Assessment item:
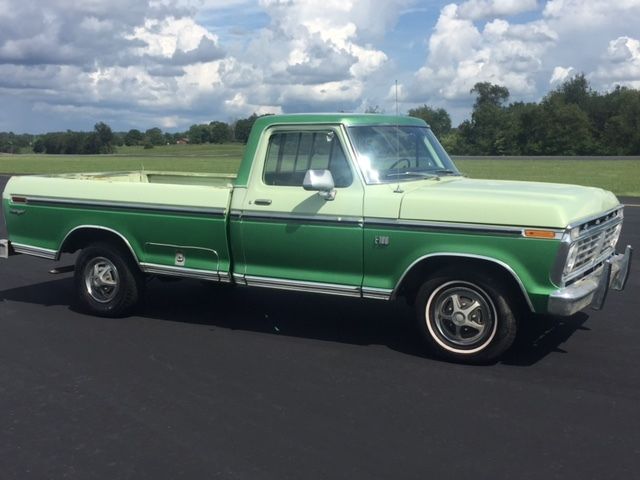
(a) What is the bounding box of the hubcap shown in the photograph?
[84,257,120,303]
[430,284,495,348]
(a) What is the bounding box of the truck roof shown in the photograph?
[252,113,428,129]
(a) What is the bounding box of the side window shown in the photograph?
[263,131,353,188]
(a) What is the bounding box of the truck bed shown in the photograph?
[2,171,235,279]
[52,171,237,188]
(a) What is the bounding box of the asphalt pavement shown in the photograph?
[1,175,639,479]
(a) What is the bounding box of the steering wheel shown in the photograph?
[388,158,411,170]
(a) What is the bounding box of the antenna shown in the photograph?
[395,80,399,116]
[394,80,402,193]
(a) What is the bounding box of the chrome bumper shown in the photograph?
[0,239,12,259]
[547,245,632,316]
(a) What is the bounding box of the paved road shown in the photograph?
[1,176,639,479]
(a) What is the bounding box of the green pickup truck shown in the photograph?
[0,114,633,362]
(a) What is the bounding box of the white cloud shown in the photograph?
[550,66,575,84]
[402,0,640,122]
[129,16,221,59]
[458,0,539,20]
[2,0,640,131]
[591,36,640,89]
[405,4,554,105]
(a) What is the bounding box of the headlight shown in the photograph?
[564,243,579,274]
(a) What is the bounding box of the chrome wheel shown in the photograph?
[84,257,120,303]
[426,281,498,353]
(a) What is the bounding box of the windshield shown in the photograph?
[347,125,460,184]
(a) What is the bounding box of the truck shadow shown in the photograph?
[0,276,589,367]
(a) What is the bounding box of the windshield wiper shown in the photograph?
[430,169,460,176]
[383,171,440,180]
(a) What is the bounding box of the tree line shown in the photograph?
[409,75,640,156]
[1,76,638,155]
[0,115,266,154]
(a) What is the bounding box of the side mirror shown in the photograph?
[303,169,336,200]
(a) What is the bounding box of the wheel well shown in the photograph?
[60,227,140,268]
[395,256,532,312]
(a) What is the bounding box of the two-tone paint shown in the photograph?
[0,114,626,315]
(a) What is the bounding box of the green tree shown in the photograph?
[602,87,640,155]
[532,98,594,154]
[32,138,45,153]
[0,132,33,153]
[187,124,210,144]
[407,104,452,137]
[500,101,540,155]
[145,127,164,146]
[439,130,465,155]
[233,114,259,143]
[471,82,510,109]
[553,73,592,109]
[112,132,125,147]
[94,122,114,154]
[209,121,231,144]
[458,82,511,155]
[124,129,144,146]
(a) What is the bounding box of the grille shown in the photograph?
[573,224,619,271]
[564,209,622,284]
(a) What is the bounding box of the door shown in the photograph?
[238,126,364,293]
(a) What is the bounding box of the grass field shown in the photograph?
[454,158,640,197]
[0,144,245,176]
[1,145,639,196]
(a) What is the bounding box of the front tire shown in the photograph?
[415,271,517,363]
[74,242,143,317]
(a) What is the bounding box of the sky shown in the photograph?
[1,0,640,133]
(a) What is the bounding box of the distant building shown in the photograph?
[176,138,189,145]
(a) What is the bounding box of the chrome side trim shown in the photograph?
[140,263,230,283]
[242,275,361,297]
[11,243,57,260]
[144,242,220,257]
[241,211,363,227]
[390,252,535,312]
[365,218,524,236]
[13,195,226,217]
[361,287,393,300]
[58,225,139,263]
[233,272,247,285]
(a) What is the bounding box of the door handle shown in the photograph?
[254,199,272,206]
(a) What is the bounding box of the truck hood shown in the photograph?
[399,177,619,228]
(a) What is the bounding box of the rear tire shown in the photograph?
[74,242,143,317]
[415,269,517,363]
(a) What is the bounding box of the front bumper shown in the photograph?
[548,245,632,316]
[0,239,13,258]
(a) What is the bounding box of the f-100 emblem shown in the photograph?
[375,235,390,246]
